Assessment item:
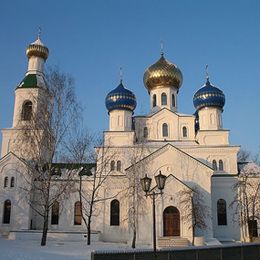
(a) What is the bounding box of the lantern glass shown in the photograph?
[155,171,166,191]
[141,174,152,193]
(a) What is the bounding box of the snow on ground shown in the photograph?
[0,237,133,260]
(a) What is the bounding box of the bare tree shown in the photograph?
[178,184,210,245]
[81,145,122,245]
[237,149,251,163]
[15,67,81,246]
[237,148,260,164]
[65,129,121,245]
[64,127,99,245]
[125,144,151,248]
[230,162,260,242]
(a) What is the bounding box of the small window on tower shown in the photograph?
[172,94,176,107]
[182,126,188,137]
[161,93,167,105]
[153,94,157,107]
[219,160,224,171]
[4,177,8,188]
[212,160,217,170]
[10,177,15,188]
[21,101,32,121]
[143,127,148,138]
[116,161,121,171]
[110,161,115,171]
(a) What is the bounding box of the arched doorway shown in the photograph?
[163,206,180,236]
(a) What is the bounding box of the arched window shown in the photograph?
[116,161,121,171]
[219,160,224,171]
[4,177,8,188]
[10,177,15,188]
[74,201,82,225]
[143,127,148,138]
[172,94,176,107]
[153,94,157,107]
[110,161,115,171]
[162,123,168,137]
[21,101,32,121]
[51,201,59,225]
[161,93,167,105]
[212,160,217,170]
[3,200,11,224]
[182,126,188,137]
[217,199,227,225]
[110,199,120,226]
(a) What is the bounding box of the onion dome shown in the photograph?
[26,37,49,60]
[193,78,225,111]
[105,81,137,113]
[143,53,183,92]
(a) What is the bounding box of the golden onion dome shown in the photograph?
[143,54,183,92]
[26,37,49,60]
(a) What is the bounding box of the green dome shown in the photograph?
[16,74,46,89]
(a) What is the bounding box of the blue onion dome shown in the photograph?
[105,81,137,113]
[143,53,183,93]
[193,78,225,111]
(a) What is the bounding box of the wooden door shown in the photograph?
[163,206,180,236]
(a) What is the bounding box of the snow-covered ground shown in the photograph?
[0,237,132,260]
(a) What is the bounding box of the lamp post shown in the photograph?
[140,171,167,259]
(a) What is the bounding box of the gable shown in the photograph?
[0,152,28,171]
[134,108,195,141]
[126,144,213,192]
[150,173,192,193]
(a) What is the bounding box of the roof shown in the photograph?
[150,173,193,192]
[51,163,96,176]
[0,153,96,177]
[16,74,46,89]
[125,143,213,171]
[134,107,194,119]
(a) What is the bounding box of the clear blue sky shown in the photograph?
[0,0,260,155]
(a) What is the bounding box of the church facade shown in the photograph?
[0,35,254,245]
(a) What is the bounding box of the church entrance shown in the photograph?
[163,206,180,236]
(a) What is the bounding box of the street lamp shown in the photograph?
[140,171,166,259]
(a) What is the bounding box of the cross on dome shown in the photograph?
[119,67,123,83]
[38,26,42,40]
[160,40,164,56]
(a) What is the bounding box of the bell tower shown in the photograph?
[1,33,49,158]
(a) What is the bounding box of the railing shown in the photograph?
[91,243,260,260]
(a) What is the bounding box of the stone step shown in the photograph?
[158,236,189,248]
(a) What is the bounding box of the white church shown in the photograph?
[0,35,258,246]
